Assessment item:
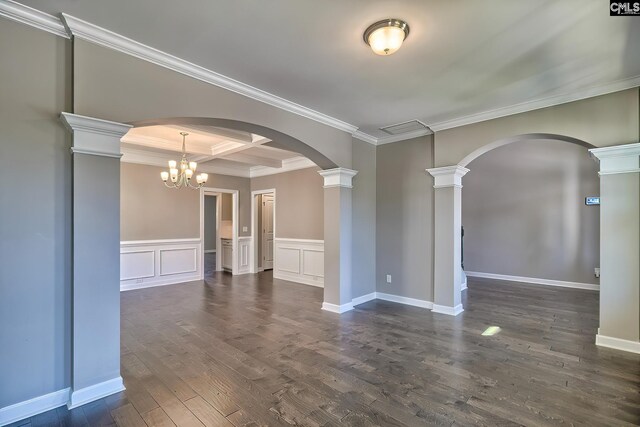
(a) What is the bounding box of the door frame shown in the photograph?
[250,188,276,274]
[200,187,239,276]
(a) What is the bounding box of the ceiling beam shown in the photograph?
[220,152,283,168]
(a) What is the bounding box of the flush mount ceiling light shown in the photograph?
[363,19,410,55]
[160,132,209,189]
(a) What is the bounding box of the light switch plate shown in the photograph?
[386,275,392,283]
[594,268,600,278]
[242,226,248,232]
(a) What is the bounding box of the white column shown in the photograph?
[590,143,640,354]
[318,168,358,313]
[427,165,469,316]
[60,113,132,407]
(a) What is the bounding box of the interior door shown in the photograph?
[262,194,274,270]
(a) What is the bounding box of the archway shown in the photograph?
[60,112,358,407]
[428,133,596,316]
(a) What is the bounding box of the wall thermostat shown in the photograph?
[585,196,600,206]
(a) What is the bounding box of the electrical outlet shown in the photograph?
[386,274,392,283]
[595,268,600,278]
[242,226,248,232]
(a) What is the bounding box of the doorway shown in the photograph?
[203,194,219,277]
[200,187,239,276]
[251,189,276,273]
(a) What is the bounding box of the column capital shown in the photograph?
[426,165,469,189]
[318,167,358,189]
[60,112,132,158]
[589,142,640,176]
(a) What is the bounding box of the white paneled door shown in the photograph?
[262,193,275,270]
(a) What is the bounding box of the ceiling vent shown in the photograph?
[380,119,429,135]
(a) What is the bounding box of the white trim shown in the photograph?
[429,75,640,132]
[0,388,70,426]
[200,187,238,277]
[351,292,377,306]
[466,271,600,291]
[321,302,354,314]
[60,14,367,139]
[68,377,125,410]
[318,168,358,189]
[375,292,434,309]
[249,157,317,178]
[250,189,277,274]
[598,169,640,176]
[426,165,470,189]
[352,130,378,145]
[61,113,131,158]
[70,148,123,159]
[376,128,433,145]
[273,238,324,244]
[595,334,640,354]
[121,238,200,247]
[461,278,468,291]
[273,238,324,287]
[0,0,69,38]
[204,249,216,254]
[590,142,640,176]
[432,304,464,316]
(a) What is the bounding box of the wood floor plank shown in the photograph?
[110,404,146,427]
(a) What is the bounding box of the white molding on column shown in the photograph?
[426,165,470,189]
[432,304,464,316]
[590,142,640,176]
[0,388,70,426]
[68,377,125,409]
[318,168,358,189]
[60,113,132,158]
[596,334,640,354]
[0,0,69,38]
[322,301,354,314]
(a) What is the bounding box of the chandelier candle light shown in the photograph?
[160,132,209,189]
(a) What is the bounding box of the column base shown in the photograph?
[67,377,125,409]
[321,301,354,314]
[432,304,464,316]
[596,334,640,354]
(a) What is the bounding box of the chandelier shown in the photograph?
[160,132,209,189]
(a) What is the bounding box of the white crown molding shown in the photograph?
[0,0,69,38]
[352,130,378,145]
[466,271,600,291]
[429,75,640,132]
[590,142,640,176]
[61,113,132,158]
[426,165,470,189]
[250,157,316,178]
[59,14,370,139]
[318,167,358,188]
[376,128,433,145]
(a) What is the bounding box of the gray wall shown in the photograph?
[251,167,324,240]
[0,20,72,407]
[204,195,216,251]
[352,139,377,299]
[121,163,200,240]
[376,136,435,302]
[120,163,251,240]
[462,140,600,284]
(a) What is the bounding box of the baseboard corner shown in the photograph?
[432,303,464,316]
[67,377,125,410]
[595,334,640,354]
[321,301,354,314]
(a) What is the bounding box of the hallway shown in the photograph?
[13,275,640,426]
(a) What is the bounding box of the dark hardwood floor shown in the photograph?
[10,274,640,426]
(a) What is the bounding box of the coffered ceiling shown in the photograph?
[14,0,640,139]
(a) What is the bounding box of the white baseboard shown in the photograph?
[273,271,324,288]
[432,304,464,316]
[596,334,640,354]
[120,273,201,291]
[375,292,434,309]
[351,292,377,306]
[465,271,599,291]
[321,301,354,313]
[68,377,125,409]
[204,249,216,254]
[0,388,70,426]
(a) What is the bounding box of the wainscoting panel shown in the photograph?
[237,237,251,275]
[120,239,201,291]
[274,238,324,287]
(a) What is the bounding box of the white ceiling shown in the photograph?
[18,0,640,137]
[121,125,312,177]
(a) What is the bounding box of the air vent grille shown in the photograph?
[380,120,428,135]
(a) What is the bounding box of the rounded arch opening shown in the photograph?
[459,133,596,167]
[131,117,338,170]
